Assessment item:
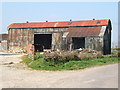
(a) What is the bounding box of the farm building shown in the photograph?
[0,34,9,51]
[7,19,112,54]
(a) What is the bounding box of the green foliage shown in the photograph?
[63,57,119,70]
[103,53,118,58]
[78,52,103,60]
[21,53,120,71]
[34,52,45,60]
[44,51,103,64]
[21,55,32,65]
[44,51,79,65]
[111,50,118,54]
[112,48,120,50]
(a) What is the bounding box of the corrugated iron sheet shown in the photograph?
[8,19,109,29]
[67,26,102,37]
[0,34,8,41]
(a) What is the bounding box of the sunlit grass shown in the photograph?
[21,55,119,71]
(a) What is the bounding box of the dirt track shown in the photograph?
[0,52,118,88]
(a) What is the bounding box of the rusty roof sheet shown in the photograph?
[67,26,102,37]
[8,19,110,29]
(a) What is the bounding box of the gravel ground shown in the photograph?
[0,52,118,88]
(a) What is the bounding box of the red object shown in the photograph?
[7,19,110,29]
[26,44,34,54]
[67,26,102,37]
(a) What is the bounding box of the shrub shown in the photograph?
[103,53,119,58]
[96,51,103,58]
[60,51,79,61]
[44,51,79,65]
[110,53,118,57]
[21,53,120,71]
[44,50,103,64]
[44,52,61,66]
[34,52,45,60]
[78,51,102,60]
[111,50,118,54]
[78,53,95,60]
[112,48,120,50]
[21,55,32,65]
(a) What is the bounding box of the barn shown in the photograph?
[0,34,8,51]
[7,19,112,54]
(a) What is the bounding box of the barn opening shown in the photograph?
[34,34,52,52]
[72,37,85,49]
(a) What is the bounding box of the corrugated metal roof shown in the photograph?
[67,26,102,37]
[8,19,110,29]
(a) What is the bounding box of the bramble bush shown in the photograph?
[21,50,120,70]
[44,51,103,64]
[44,51,79,63]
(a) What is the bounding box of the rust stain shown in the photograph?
[67,27,102,37]
[8,19,109,29]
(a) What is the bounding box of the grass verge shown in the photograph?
[21,55,120,71]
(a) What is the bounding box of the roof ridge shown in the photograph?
[7,19,110,29]
[10,19,110,24]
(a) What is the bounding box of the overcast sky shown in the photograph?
[1,2,118,47]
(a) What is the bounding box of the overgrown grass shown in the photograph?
[111,50,118,54]
[21,54,120,71]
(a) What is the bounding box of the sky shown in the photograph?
[1,2,118,47]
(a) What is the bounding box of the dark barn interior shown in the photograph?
[34,34,52,52]
[72,37,85,49]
